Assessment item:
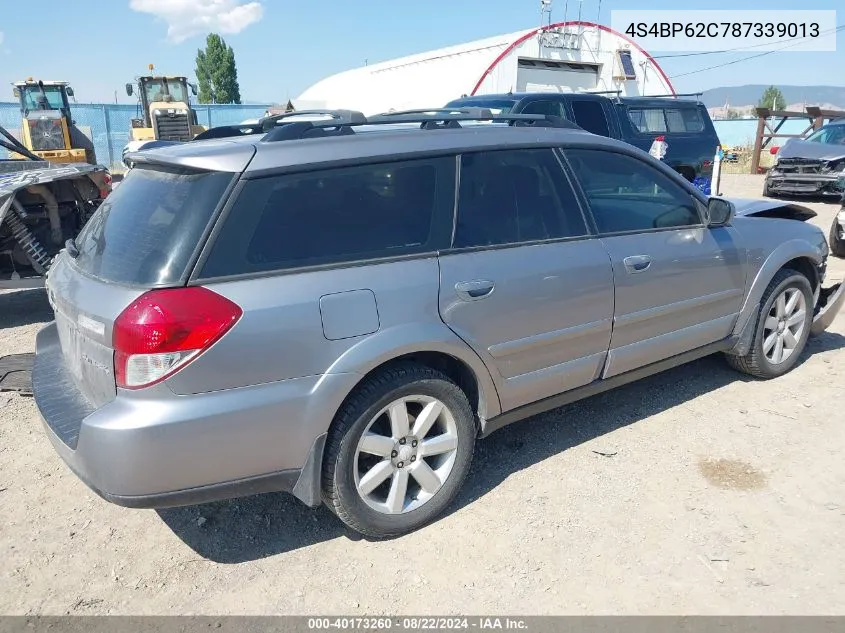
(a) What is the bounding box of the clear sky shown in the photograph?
[0,0,841,104]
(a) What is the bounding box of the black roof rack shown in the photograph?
[634,92,704,101]
[261,108,581,142]
[193,124,263,140]
[258,109,367,131]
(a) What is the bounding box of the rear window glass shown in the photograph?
[570,100,610,136]
[72,166,232,286]
[627,107,667,133]
[199,157,455,278]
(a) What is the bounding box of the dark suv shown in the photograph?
[445,93,720,193]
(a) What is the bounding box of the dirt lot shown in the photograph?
[1,174,843,615]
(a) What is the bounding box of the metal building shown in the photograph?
[296,21,675,115]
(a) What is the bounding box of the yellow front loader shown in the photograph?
[10,79,95,164]
[125,67,206,143]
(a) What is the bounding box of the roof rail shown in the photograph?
[261,110,581,142]
[590,90,623,96]
[193,124,263,140]
[374,107,494,118]
[259,109,367,131]
[635,92,704,101]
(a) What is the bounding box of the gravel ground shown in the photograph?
[1,174,843,615]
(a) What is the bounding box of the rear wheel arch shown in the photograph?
[335,351,489,426]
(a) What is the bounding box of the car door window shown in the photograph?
[520,100,565,119]
[200,157,455,277]
[566,149,703,233]
[453,149,588,248]
[570,100,610,137]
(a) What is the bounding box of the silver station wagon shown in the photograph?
[33,109,844,537]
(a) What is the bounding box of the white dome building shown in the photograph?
[296,21,675,115]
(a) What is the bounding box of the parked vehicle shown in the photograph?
[764,119,845,197]
[0,123,111,289]
[445,93,720,191]
[831,183,845,257]
[10,79,97,165]
[33,109,843,538]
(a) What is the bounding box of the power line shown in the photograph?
[668,26,845,78]
[654,23,845,59]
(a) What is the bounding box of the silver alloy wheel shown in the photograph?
[353,395,459,515]
[763,287,807,365]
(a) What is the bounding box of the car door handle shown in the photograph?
[623,255,652,274]
[455,280,495,301]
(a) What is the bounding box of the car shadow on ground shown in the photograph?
[763,192,842,205]
[159,331,845,563]
[161,331,845,563]
[0,289,51,328]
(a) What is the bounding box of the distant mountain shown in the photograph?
[700,85,845,110]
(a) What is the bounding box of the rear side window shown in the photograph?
[570,100,610,137]
[453,149,588,248]
[627,107,667,133]
[200,157,454,277]
[665,108,705,133]
[72,166,232,286]
[627,106,706,134]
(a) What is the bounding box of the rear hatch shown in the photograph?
[46,163,236,408]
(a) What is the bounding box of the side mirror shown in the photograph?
[125,83,134,97]
[66,86,75,97]
[12,87,20,98]
[707,197,735,227]
[189,83,198,96]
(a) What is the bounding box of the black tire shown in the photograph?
[725,268,813,379]
[762,179,774,198]
[829,216,845,258]
[322,363,476,538]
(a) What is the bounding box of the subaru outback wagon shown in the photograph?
[34,109,844,538]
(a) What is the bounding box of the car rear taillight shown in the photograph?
[113,287,242,389]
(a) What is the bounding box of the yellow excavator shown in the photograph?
[10,79,96,164]
[125,65,206,144]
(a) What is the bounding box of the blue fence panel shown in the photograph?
[0,101,271,170]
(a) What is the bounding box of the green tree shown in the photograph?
[758,86,786,111]
[195,33,242,104]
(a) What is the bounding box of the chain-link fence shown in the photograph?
[0,102,272,170]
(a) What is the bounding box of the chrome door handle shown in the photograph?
[455,279,495,301]
[623,255,652,274]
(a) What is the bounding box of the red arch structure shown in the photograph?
[470,20,676,96]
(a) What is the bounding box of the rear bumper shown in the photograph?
[811,282,845,336]
[33,322,352,509]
